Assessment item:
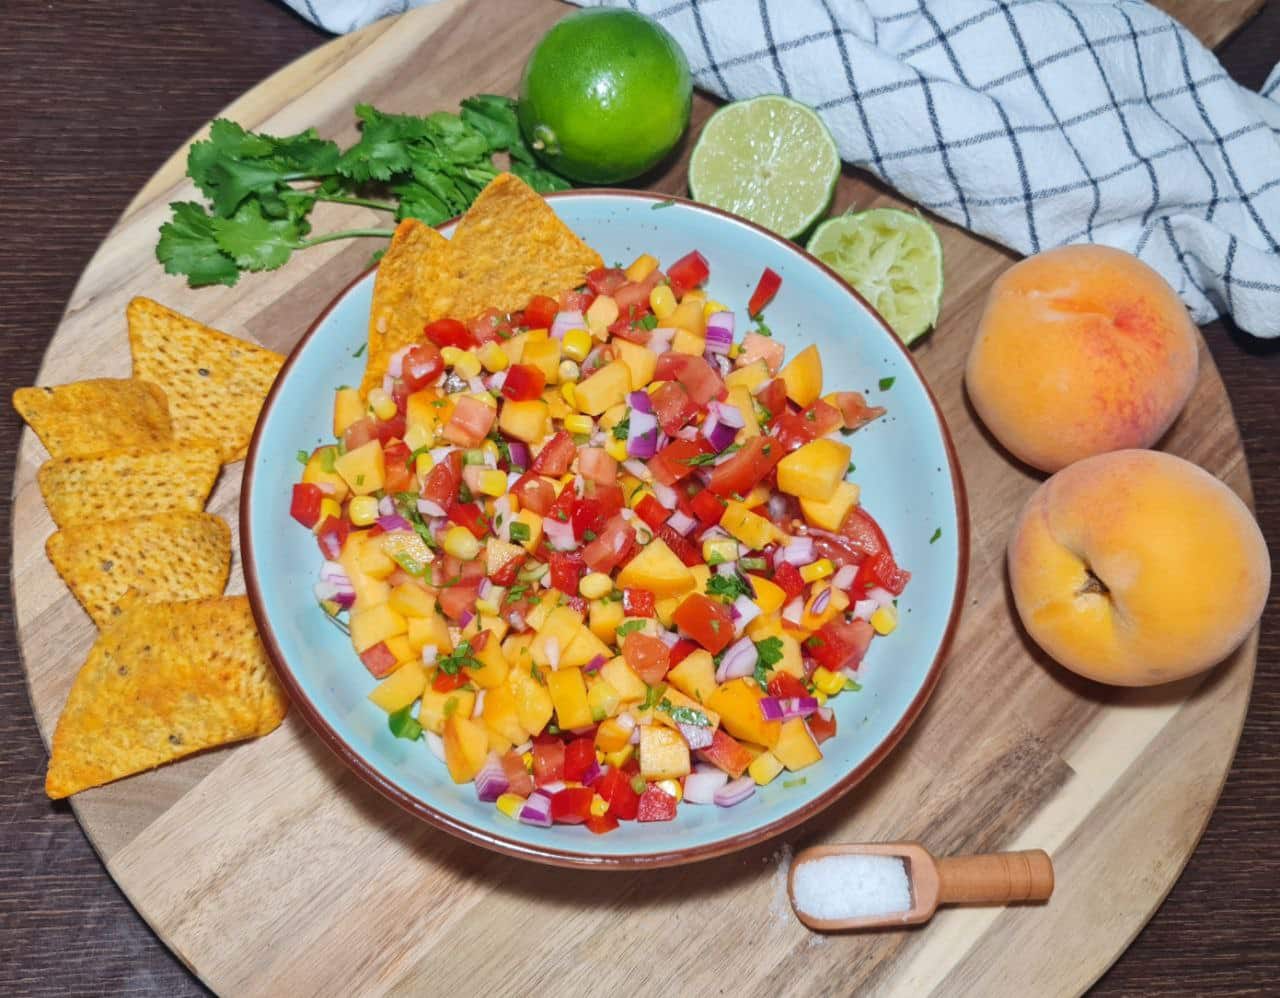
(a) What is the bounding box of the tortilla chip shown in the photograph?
[447,173,603,318]
[361,218,458,396]
[127,298,284,463]
[37,442,223,529]
[45,595,289,798]
[46,511,231,628]
[14,379,172,458]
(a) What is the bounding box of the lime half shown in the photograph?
[807,208,944,344]
[689,95,839,239]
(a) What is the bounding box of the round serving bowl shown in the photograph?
[242,189,967,869]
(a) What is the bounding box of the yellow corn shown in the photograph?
[475,597,499,616]
[649,284,677,319]
[703,300,729,321]
[368,387,397,422]
[605,436,629,462]
[656,778,684,802]
[625,253,659,282]
[476,469,507,497]
[560,382,577,407]
[812,666,845,697]
[455,352,482,379]
[348,495,379,527]
[800,558,835,583]
[315,497,342,530]
[478,341,509,373]
[562,328,592,363]
[481,439,501,465]
[564,413,594,436]
[415,453,434,478]
[440,346,466,367]
[558,359,581,384]
[870,604,898,636]
[589,794,610,817]
[579,572,613,600]
[443,526,481,560]
[496,793,524,819]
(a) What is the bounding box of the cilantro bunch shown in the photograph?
[156,95,571,288]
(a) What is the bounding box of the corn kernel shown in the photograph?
[478,341,509,372]
[812,666,845,697]
[800,558,835,583]
[649,284,677,319]
[477,469,507,497]
[703,300,728,321]
[562,328,592,363]
[579,572,613,600]
[564,413,594,436]
[314,497,342,530]
[454,351,482,379]
[443,526,481,560]
[496,793,524,819]
[481,439,501,464]
[870,604,898,636]
[625,253,659,282]
[440,346,466,367]
[560,382,576,407]
[349,495,379,527]
[415,453,434,478]
[558,359,581,383]
[589,794,610,817]
[368,387,397,422]
[475,597,499,615]
[656,778,684,802]
[605,436,629,463]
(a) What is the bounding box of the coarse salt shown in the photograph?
[792,854,911,921]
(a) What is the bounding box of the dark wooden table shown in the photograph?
[1,2,1276,994]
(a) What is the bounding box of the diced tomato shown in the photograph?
[446,500,489,539]
[668,638,699,667]
[768,673,809,699]
[808,710,837,744]
[756,378,789,424]
[829,391,886,431]
[585,267,627,296]
[489,547,526,587]
[747,266,782,318]
[523,294,559,330]
[690,490,727,527]
[813,507,910,596]
[563,737,597,782]
[806,619,875,673]
[582,516,636,574]
[707,437,784,497]
[290,482,324,529]
[637,786,679,822]
[342,417,378,452]
[614,269,665,312]
[560,288,595,313]
[359,641,398,678]
[532,737,565,786]
[578,447,618,486]
[656,524,702,567]
[459,558,487,585]
[549,551,585,596]
[608,304,649,340]
[697,729,754,779]
[622,632,670,685]
[550,786,594,824]
[649,437,714,487]
[592,768,640,820]
[438,583,480,621]
[649,381,697,435]
[772,399,843,451]
[381,440,413,494]
[467,308,511,345]
[501,751,535,797]
[587,482,625,520]
[443,395,496,448]
[420,462,460,512]
[585,812,619,834]
[315,514,350,560]
[501,363,546,402]
[424,317,473,349]
[633,494,670,531]
[512,472,556,516]
[431,668,468,692]
[392,379,411,416]
[853,550,911,597]
[666,250,710,297]
[547,484,575,527]
[623,588,655,618]
[773,562,805,600]
[672,594,734,654]
[571,496,606,540]
[653,353,724,406]
[565,594,589,616]
[398,343,441,392]
[531,430,576,476]
[373,412,407,446]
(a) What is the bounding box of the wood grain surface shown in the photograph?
[2,1,1277,995]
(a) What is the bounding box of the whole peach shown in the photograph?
[966,245,1198,473]
[1009,449,1269,686]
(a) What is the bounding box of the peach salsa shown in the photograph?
[289,253,909,833]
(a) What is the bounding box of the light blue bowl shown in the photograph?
[242,190,967,868]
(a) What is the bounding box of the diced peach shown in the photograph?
[443,714,491,783]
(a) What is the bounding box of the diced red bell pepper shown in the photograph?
[549,551,585,596]
[532,737,566,786]
[689,490,727,527]
[668,638,699,667]
[650,437,714,487]
[400,343,444,391]
[707,436,783,497]
[359,641,398,678]
[622,632,671,685]
[446,500,489,539]
[501,363,547,402]
[806,619,875,673]
[637,785,679,822]
[592,768,640,821]
[853,550,911,598]
[315,515,350,560]
[571,496,606,540]
[656,524,702,567]
[523,294,559,330]
[747,266,782,318]
[564,594,589,617]
[489,548,526,587]
[650,381,698,435]
[697,729,754,779]
[532,430,576,476]
[768,673,809,699]
[290,482,324,529]
[585,812,620,834]
[563,736,597,782]
[666,250,710,297]
[424,317,474,349]
[773,562,805,601]
[672,593,734,654]
[808,710,837,744]
[550,786,595,824]
[431,668,468,692]
[633,494,671,531]
[623,588,655,618]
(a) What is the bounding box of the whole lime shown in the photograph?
[517,9,692,184]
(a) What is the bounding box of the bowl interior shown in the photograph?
[243,191,965,866]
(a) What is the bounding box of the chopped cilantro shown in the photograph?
[387,704,422,740]
[405,445,431,470]
[442,696,459,719]
[640,683,666,711]
[754,319,772,337]
[320,448,337,473]
[682,452,720,467]
[878,376,895,391]
[848,463,856,475]
[782,777,808,789]
[353,342,366,358]
[844,678,863,692]
[706,573,752,602]
[355,474,365,486]
[504,583,528,604]
[651,199,676,210]
[739,556,767,572]
[582,529,597,542]
[437,641,479,675]
[509,521,530,544]
[612,417,630,441]
[617,619,646,639]
[658,698,710,727]
[296,449,310,465]
[530,662,544,684]
[640,314,658,330]
[930,527,942,544]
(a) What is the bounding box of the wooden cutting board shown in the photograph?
[11,0,1263,993]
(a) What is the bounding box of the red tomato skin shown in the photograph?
[512,473,556,516]
[592,768,640,820]
[523,294,559,330]
[585,267,627,296]
[501,363,546,402]
[768,673,809,699]
[532,738,566,786]
[652,353,724,407]
[582,518,636,574]
[424,318,474,349]
[290,483,324,528]
[314,515,350,560]
[400,343,444,391]
[772,400,843,451]
[381,441,413,494]
[672,594,734,654]
[808,711,837,744]
[342,417,378,452]
[549,551,585,596]
[829,391,886,431]
[755,379,789,424]
[585,812,620,834]
[633,495,670,531]
[560,289,595,313]
[637,786,679,822]
[531,430,576,476]
[550,786,595,824]
[806,619,875,673]
[773,562,805,600]
[623,588,656,618]
[650,381,698,435]
[668,638,699,667]
[431,669,467,692]
[359,641,398,678]
[666,250,710,297]
[690,490,727,527]
[563,737,597,782]
[656,524,702,567]
[373,413,407,446]
[501,751,535,797]
[747,266,782,317]
[649,437,714,487]
[707,436,783,497]
[446,500,489,539]
[438,583,480,621]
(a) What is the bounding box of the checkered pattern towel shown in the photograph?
[290,0,1280,337]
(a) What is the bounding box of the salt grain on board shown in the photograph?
[792,854,912,920]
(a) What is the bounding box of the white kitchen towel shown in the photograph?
[289,0,1280,337]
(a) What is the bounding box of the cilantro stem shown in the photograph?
[313,193,399,213]
[294,228,396,249]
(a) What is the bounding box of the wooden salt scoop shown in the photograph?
[789,842,1055,931]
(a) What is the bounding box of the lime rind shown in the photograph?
[689,95,840,240]
[807,208,944,344]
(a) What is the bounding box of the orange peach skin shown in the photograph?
[966,245,1199,473]
[1009,450,1270,686]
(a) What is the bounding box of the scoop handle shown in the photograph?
[934,850,1054,905]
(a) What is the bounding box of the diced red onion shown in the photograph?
[715,636,758,683]
[512,740,533,756]
[550,311,585,340]
[782,537,816,566]
[518,791,553,827]
[683,767,729,803]
[667,510,697,536]
[377,514,412,533]
[674,425,699,441]
[540,780,566,794]
[816,706,834,724]
[320,560,350,582]
[711,353,731,377]
[712,401,745,428]
[313,481,336,496]
[833,564,857,590]
[472,690,486,717]
[629,725,642,745]
[648,328,675,354]
[767,493,790,522]
[782,597,804,625]
[652,481,678,510]
[332,590,356,609]
[657,629,679,648]
[621,458,650,481]
[759,695,820,722]
[507,440,531,470]
[584,654,607,673]
[677,721,715,750]
[429,446,457,463]
[701,415,737,451]
[628,390,653,415]
[426,731,446,763]
[458,610,474,628]
[477,577,494,601]
[507,609,527,632]
[627,409,659,459]
[868,586,896,609]
[467,376,486,394]
[417,497,447,518]
[714,776,756,807]
[579,759,603,785]
[484,370,507,392]
[852,598,878,620]
[542,517,575,552]
[317,529,343,560]
[382,374,395,396]
[421,645,438,666]
[732,595,760,630]
[387,345,413,379]
[474,752,509,802]
[544,636,561,670]
[313,580,351,603]
[810,586,833,616]
[616,713,637,734]
[377,495,395,517]
[704,314,734,354]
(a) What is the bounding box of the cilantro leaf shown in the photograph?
[510,160,573,193]
[155,202,240,287]
[617,619,647,639]
[753,637,784,687]
[612,417,630,441]
[211,200,302,272]
[658,698,710,727]
[388,704,423,740]
[706,572,752,602]
[879,376,896,391]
